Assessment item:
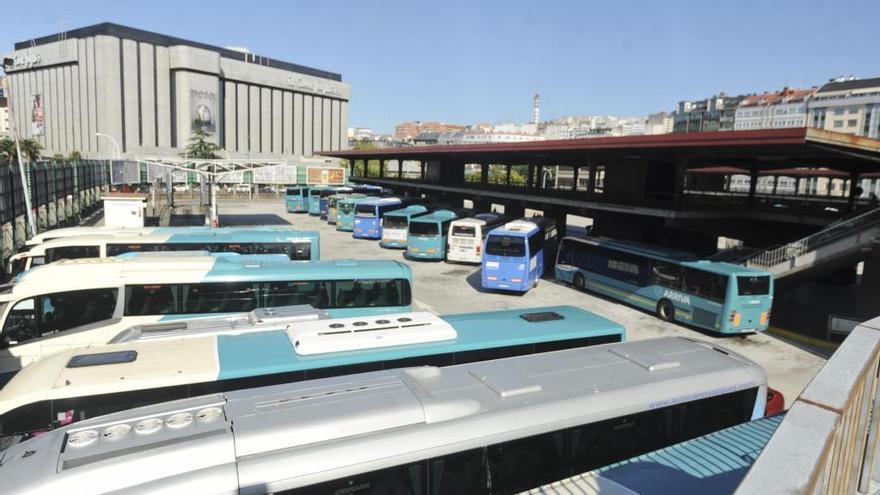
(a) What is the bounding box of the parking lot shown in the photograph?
[209,198,827,406]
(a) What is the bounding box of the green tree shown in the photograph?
[19,139,43,161]
[0,137,42,163]
[68,150,82,160]
[181,119,221,159]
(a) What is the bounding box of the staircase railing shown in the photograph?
[746,207,880,269]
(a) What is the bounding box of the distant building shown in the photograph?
[807,76,880,139]
[734,87,816,131]
[348,127,374,140]
[646,112,673,135]
[673,94,746,133]
[413,132,442,145]
[0,97,9,137]
[460,131,544,144]
[394,121,466,140]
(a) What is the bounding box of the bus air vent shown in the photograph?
[608,346,680,372]
[67,350,138,368]
[519,311,564,323]
[289,312,457,355]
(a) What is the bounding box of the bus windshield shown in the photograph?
[383,216,408,230]
[355,204,376,217]
[452,225,476,237]
[737,275,770,296]
[487,235,525,257]
[286,188,302,196]
[409,222,438,237]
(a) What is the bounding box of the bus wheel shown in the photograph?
[657,300,675,322]
[573,273,585,290]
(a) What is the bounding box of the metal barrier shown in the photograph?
[736,316,880,494]
[0,160,110,269]
[747,207,880,269]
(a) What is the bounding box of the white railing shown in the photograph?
[747,207,880,269]
[735,316,880,494]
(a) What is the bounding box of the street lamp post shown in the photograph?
[95,133,120,190]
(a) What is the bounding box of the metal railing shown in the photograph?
[735,317,880,494]
[746,206,880,269]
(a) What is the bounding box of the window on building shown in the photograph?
[833,121,844,128]
[834,108,845,116]
[848,119,858,127]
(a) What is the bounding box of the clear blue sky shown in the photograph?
[4,0,879,133]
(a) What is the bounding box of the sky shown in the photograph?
[3,0,879,134]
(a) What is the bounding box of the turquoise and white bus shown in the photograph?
[327,193,364,225]
[336,196,378,232]
[284,186,310,213]
[7,227,321,276]
[406,209,468,260]
[307,186,332,215]
[0,305,624,436]
[0,254,413,380]
[380,204,432,248]
[555,236,774,334]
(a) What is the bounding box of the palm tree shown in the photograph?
[0,137,41,163]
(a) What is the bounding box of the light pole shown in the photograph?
[95,133,120,190]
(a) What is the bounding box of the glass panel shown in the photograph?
[486,235,525,257]
[180,283,258,313]
[2,298,37,346]
[383,216,409,230]
[737,275,770,296]
[38,288,118,334]
[45,245,100,262]
[124,285,178,316]
[452,225,476,237]
[409,222,439,237]
[488,430,568,492]
[429,449,489,495]
[355,204,376,217]
[285,461,426,495]
[263,281,330,309]
[333,279,407,308]
[213,243,254,254]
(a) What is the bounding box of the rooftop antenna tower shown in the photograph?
[532,93,541,125]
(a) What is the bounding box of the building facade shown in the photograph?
[734,87,815,131]
[673,94,746,133]
[394,121,465,141]
[3,23,350,163]
[807,77,880,139]
[0,97,8,137]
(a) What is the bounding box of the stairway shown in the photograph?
[745,207,880,279]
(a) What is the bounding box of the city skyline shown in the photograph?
[2,0,879,134]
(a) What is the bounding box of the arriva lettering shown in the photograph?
[663,290,691,305]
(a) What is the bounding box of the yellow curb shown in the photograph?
[767,326,840,352]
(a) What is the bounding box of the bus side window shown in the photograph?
[30,256,46,266]
[429,448,489,494]
[2,298,37,346]
[653,262,683,290]
[38,288,119,334]
[45,246,99,263]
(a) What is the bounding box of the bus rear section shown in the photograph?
[353,198,404,239]
[405,210,464,260]
[447,213,510,264]
[337,197,374,232]
[327,193,362,225]
[307,187,328,215]
[320,187,351,220]
[380,205,430,249]
[482,219,555,292]
[722,272,773,334]
[285,187,309,213]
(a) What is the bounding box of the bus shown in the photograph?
[23,225,216,247]
[336,196,378,232]
[353,197,410,239]
[0,254,413,380]
[327,193,364,225]
[406,209,469,260]
[379,204,432,248]
[6,227,321,277]
[555,237,774,334]
[447,212,511,264]
[319,187,352,220]
[0,336,769,493]
[284,186,310,213]
[482,217,558,292]
[307,186,333,215]
[0,305,624,437]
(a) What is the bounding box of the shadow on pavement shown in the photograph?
[219,214,292,226]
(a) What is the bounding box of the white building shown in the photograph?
[734,87,815,131]
[460,132,545,144]
[0,100,9,138]
[3,22,350,162]
[807,76,880,139]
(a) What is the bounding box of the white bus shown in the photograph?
[0,254,413,382]
[7,227,321,276]
[446,212,510,263]
[0,337,768,493]
[22,225,209,247]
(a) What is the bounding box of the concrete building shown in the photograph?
[394,121,465,141]
[673,93,746,133]
[734,87,816,131]
[0,97,8,137]
[807,76,880,139]
[645,112,673,135]
[460,131,545,144]
[2,23,350,163]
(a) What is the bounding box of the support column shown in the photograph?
[848,171,860,212]
[505,164,512,186]
[378,159,385,179]
[481,163,488,188]
[772,175,778,195]
[398,159,403,178]
[586,162,597,201]
[571,166,579,192]
[505,203,525,218]
[527,164,536,192]
[420,160,426,180]
[747,167,759,204]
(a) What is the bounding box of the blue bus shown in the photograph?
[337,196,378,232]
[482,217,558,292]
[285,186,310,213]
[555,236,775,334]
[406,209,468,260]
[353,197,410,239]
[0,305,625,436]
[307,186,332,215]
[380,205,432,248]
[319,187,352,220]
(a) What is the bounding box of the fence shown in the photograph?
[735,316,880,494]
[0,160,109,268]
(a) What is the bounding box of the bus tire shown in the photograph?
[656,299,675,322]
[573,273,585,290]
